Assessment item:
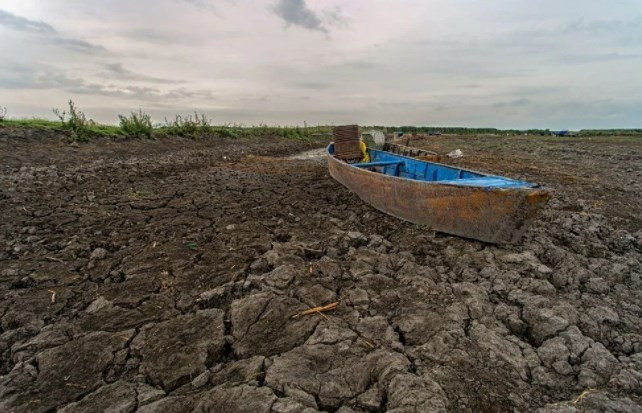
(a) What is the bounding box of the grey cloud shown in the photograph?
[175,0,216,10]
[0,8,55,34]
[0,61,211,102]
[338,59,384,70]
[491,98,531,108]
[74,82,213,102]
[415,17,641,64]
[321,7,347,28]
[122,28,207,48]
[0,8,104,53]
[51,37,106,53]
[111,86,215,101]
[102,63,185,84]
[74,82,214,102]
[564,17,642,34]
[555,52,642,64]
[125,29,187,45]
[506,17,642,50]
[0,61,112,94]
[292,81,333,90]
[272,0,327,33]
[0,61,40,89]
[171,0,231,19]
[0,61,82,90]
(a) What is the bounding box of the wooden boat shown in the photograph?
[327,143,551,244]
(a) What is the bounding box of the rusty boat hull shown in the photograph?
[327,144,551,244]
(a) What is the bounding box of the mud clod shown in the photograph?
[130,309,225,391]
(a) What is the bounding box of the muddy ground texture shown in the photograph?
[1,129,641,413]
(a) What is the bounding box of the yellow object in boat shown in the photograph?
[359,139,370,163]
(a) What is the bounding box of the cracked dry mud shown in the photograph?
[0,130,641,412]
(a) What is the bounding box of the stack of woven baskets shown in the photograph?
[332,125,361,161]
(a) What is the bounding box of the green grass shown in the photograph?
[2,117,122,137]
[155,123,331,140]
[0,116,330,141]
[0,99,332,142]
[89,123,123,137]
[3,118,61,129]
[156,113,331,140]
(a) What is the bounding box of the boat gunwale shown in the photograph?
[326,143,547,192]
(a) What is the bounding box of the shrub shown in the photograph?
[53,100,93,141]
[0,106,6,122]
[165,112,211,137]
[119,109,153,138]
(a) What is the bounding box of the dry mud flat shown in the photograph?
[0,130,641,412]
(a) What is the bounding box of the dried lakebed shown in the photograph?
[0,131,641,412]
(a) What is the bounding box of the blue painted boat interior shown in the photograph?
[329,144,537,189]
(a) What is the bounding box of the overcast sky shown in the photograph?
[1,0,641,129]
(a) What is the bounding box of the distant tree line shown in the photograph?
[366,126,642,137]
[576,129,642,136]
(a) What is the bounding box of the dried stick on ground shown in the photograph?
[291,302,339,319]
[572,389,596,405]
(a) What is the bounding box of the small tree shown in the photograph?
[53,100,93,141]
[119,109,153,138]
